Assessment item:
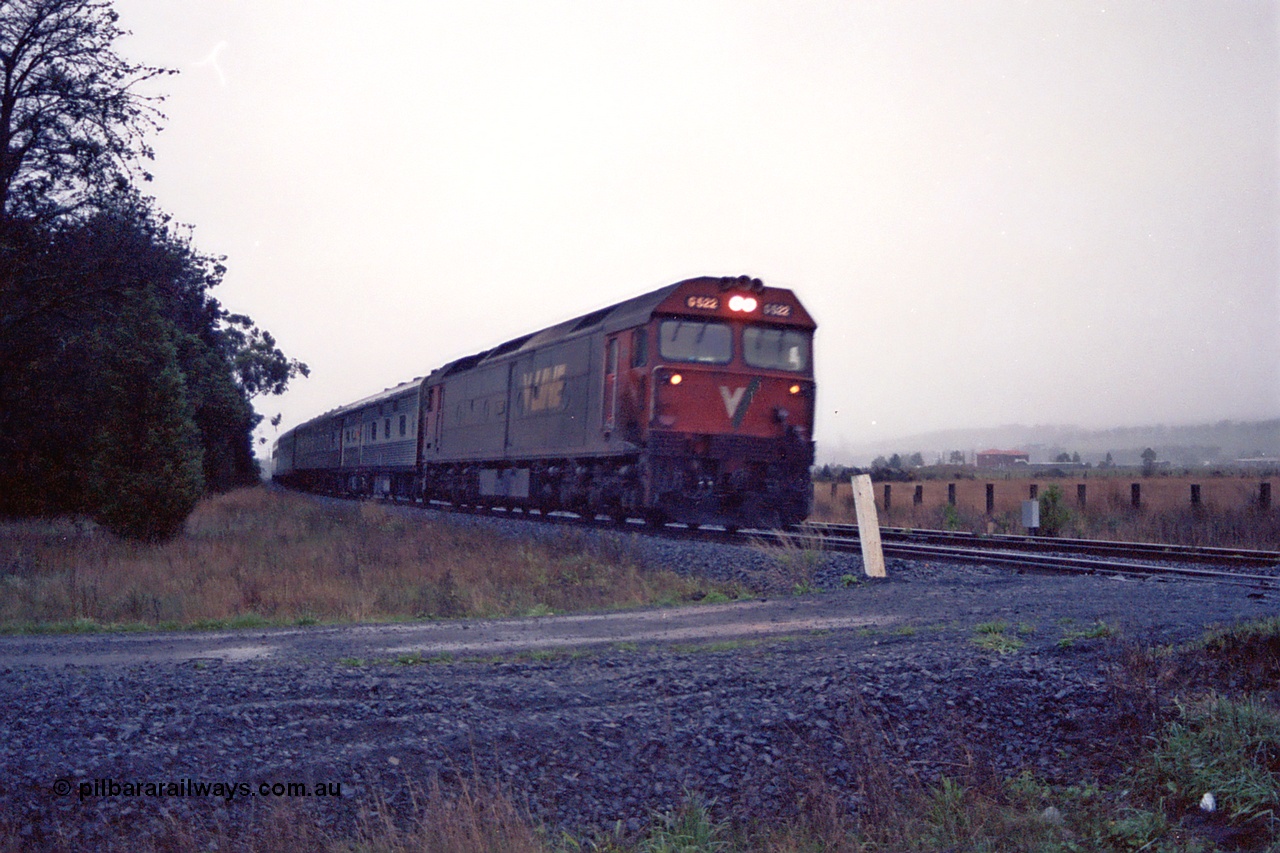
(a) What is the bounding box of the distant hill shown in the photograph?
[820,419,1280,468]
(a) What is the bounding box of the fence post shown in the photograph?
[883,483,891,511]
[1029,484,1038,500]
[1190,484,1201,506]
[1131,483,1141,509]
[1077,483,1087,508]
[985,483,995,513]
[913,484,923,506]
[1261,482,1272,510]
[948,483,956,505]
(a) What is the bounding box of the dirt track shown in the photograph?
[0,596,898,668]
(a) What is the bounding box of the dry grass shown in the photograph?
[0,777,544,853]
[349,776,547,853]
[751,527,829,594]
[812,475,1279,549]
[0,487,740,632]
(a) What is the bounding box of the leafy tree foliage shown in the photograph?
[1,193,307,535]
[86,288,205,540]
[0,0,172,224]
[0,1,306,538]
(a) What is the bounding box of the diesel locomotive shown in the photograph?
[272,276,816,529]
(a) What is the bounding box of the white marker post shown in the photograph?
[850,474,886,578]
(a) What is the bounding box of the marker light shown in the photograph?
[789,384,801,395]
[728,295,758,312]
[669,373,683,385]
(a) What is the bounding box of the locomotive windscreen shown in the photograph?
[658,320,732,364]
[743,326,810,372]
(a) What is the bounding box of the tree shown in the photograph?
[0,189,307,533]
[948,450,966,465]
[0,2,306,538]
[86,288,204,540]
[1141,447,1158,476]
[0,0,173,226]
[220,314,310,399]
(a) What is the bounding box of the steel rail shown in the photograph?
[355,493,1280,589]
[746,529,1280,589]
[800,522,1280,568]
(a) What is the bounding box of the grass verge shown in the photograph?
[0,487,743,633]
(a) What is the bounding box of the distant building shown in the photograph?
[976,449,1030,468]
[1236,457,1280,470]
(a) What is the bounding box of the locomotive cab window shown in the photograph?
[658,320,731,364]
[743,326,811,373]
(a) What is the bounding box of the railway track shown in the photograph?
[753,522,1280,589]
[804,522,1280,568]
[373,493,1280,590]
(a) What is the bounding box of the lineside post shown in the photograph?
[850,474,886,578]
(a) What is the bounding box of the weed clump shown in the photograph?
[1146,697,1280,845]
[753,527,828,594]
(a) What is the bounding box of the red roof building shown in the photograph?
[975,449,1030,468]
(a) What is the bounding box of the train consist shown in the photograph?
[272,276,816,529]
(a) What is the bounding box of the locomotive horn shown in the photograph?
[718,275,765,293]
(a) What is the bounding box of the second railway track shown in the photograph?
[804,522,1280,567]
[760,521,1280,588]
[388,494,1280,590]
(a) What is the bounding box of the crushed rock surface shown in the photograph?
[0,515,1275,848]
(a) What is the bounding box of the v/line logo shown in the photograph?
[718,378,762,428]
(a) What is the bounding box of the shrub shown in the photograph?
[1037,484,1072,537]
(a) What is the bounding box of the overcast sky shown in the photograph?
[111,0,1278,458]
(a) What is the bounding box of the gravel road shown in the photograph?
[1,521,1275,849]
